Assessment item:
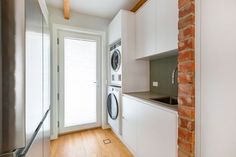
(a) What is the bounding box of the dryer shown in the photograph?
[107,86,122,135]
[109,40,122,86]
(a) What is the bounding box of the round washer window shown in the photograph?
[107,93,119,120]
[111,49,121,71]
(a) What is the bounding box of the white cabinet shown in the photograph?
[136,0,156,58]
[136,100,178,157]
[108,10,150,93]
[108,12,122,45]
[135,0,178,59]
[155,0,178,54]
[122,96,138,154]
[122,95,178,157]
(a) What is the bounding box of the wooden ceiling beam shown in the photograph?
[130,0,147,12]
[64,0,70,20]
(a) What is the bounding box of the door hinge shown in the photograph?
[57,121,60,128]
[57,93,60,100]
[57,65,59,72]
[57,38,59,45]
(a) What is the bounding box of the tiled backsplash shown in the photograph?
[150,55,178,97]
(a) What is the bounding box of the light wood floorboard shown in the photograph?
[50,128,133,157]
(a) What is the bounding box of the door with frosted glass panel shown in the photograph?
[58,31,101,133]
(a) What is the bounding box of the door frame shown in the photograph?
[58,30,101,134]
[58,31,102,134]
[51,24,108,139]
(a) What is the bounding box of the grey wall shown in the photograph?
[150,55,178,96]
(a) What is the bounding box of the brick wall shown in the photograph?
[178,0,195,156]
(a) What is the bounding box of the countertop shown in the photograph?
[123,91,178,112]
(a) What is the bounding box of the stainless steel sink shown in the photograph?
[150,97,178,105]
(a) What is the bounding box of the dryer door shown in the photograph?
[107,93,119,120]
[111,49,121,72]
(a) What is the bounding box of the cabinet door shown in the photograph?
[136,0,156,59]
[122,96,137,154]
[136,103,178,157]
[156,0,178,53]
[108,11,122,45]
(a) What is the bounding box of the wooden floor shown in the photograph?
[50,128,133,157]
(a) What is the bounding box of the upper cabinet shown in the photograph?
[135,0,178,59]
[108,12,122,45]
[108,10,150,93]
[136,0,156,58]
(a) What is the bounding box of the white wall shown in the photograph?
[48,6,110,31]
[48,6,110,139]
[196,0,236,156]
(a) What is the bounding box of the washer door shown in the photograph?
[111,49,121,72]
[107,93,119,120]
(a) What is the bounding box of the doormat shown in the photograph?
[103,139,111,144]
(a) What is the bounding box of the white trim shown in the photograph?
[51,24,107,139]
[58,31,102,134]
[195,0,201,156]
[38,0,49,24]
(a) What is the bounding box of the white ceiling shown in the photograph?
[46,0,139,19]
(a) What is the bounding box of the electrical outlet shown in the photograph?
[153,81,158,87]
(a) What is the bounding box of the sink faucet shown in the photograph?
[171,66,178,85]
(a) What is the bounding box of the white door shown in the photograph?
[58,31,101,134]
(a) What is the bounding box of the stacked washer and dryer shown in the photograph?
[107,40,122,136]
[107,10,149,139]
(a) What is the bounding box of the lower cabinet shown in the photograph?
[122,96,178,157]
[122,96,138,154]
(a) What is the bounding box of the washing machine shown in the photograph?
[109,40,122,86]
[107,86,122,135]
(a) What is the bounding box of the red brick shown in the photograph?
[178,26,195,41]
[179,0,194,8]
[178,72,194,84]
[178,0,195,155]
[179,14,195,29]
[178,95,195,107]
[179,150,192,157]
[178,61,195,73]
[178,139,195,153]
[178,38,194,51]
[178,106,195,119]
[179,117,195,131]
[178,50,194,62]
[179,84,195,96]
[179,2,195,18]
[179,127,195,142]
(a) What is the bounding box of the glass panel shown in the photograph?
[107,94,118,120]
[64,38,97,127]
[111,95,118,119]
[26,31,43,140]
[111,50,121,71]
[43,21,51,113]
